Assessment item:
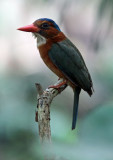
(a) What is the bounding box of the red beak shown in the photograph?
[17,24,38,32]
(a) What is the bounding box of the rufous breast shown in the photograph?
[38,32,67,78]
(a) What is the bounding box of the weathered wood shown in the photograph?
[35,79,67,144]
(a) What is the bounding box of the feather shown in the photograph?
[48,38,93,95]
[72,87,81,130]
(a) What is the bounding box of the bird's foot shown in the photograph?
[48,81,67,89]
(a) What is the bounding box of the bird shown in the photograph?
[18,18,93,130]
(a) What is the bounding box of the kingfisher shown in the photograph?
[18,18,93,130]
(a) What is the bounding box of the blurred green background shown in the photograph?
[0,0,113,159]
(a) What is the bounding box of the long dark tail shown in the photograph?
[72,87,81,130]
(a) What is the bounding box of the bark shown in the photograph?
[35,79,67,144]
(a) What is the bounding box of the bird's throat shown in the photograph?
[32,33,46,47]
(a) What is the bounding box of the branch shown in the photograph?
[35,79,67,144]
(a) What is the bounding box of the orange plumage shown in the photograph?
[38,32,68,80]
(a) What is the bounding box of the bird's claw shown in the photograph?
[48,81,67,89]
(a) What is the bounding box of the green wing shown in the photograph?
[48,38,93,95]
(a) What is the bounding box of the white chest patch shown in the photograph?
[32,33,46,47]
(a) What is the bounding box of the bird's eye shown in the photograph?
[41,23,49,29]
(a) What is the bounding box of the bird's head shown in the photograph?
[18,18,61,39]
